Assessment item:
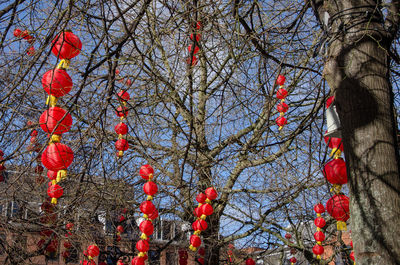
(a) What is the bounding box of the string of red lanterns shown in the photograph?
[26,121,45,184]
[132,164,159,265]
[312,203,326,260]
[116,207,128,242]
[284,233,297,265]
[189,187,218,251]
[13,28,35,55]
[187,21,201,66]
[39,31,81,205]
[37,198,58,257]
[81,244,99,265]
[178,249,189,265]
[275,75,289,130]
[62,222,74,261]
[197,247,205,265]
[114,73,130,158]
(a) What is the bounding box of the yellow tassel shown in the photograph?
[205,199,211,204]
[51,198,57,204]
[138,252,145,257]
[198,203,203,207]
[118,134,123,139]
[57,170,67,181]
[118,151,124,157]
[56,59,70,69]
[140,233,148,240]
[143,214,148,219]
[337,221,347,231]
[46,95,58,107]
[147,195,153,201]
[334,149,342,159]
[49,134,61,143]
[189,245,197,252]
[194,230,201,235]
[317,255,321,260]
[316,227,321,232]
[317,241,322,245]
[122,101,127,106]
[280,112,284,117]
[200,214,206,220]
[317,213,321,217]
[148,173,153,180]
[88,256,93,260]
[52,180,56,185]
[330,184,342,194]
[279,126,283,130]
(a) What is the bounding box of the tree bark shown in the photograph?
[315,1,400,264]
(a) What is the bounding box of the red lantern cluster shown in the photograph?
[39,31,81,205]
[187,21,201,66]
[87,244,100,260]
[197,247,205,265]
[245,258,255,265]
[13,28,35,55]
[26,121,45,183]
[178,249,188,265]
[114,79,130,158]
[134,165,158,262]
[227,244,234,263]
[275,75,289,130]
[37,197,58,256]
[189,187,218,251]
[62,222,74,260]
[0,149,5,182]
[312,203,326,260]
[283,233,297,265]
[116,208,128,242]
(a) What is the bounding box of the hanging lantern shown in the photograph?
[115,123,128,135]
[132,257,146,265]
[87,244,100,259]
[42,69,73,98]
[140,201,156,215]
[115,106,129,117]
[326,194,350,230]
[276,88,288,100]
[190,234,201,248]
[314,231,325,241]
[324,96,342,138]
[143,181,158,196]
[313,244,324,256]
[205,187,218,200]
[323,158,348,185]
[200,203,213,216]
[188,44,200,54]
[289,257,297,264]
[52,31,82,60]
[139,220,154,236]
[277,102,289,113]
[115,139,129,151]
[139,164,154,180]
[245,258,256,265]
[313,203,326,260]
[42,143,74,171]
[276,116,287,128]
[314,217,326,228]
[136,240,149,252]
[39,107,73,134]
[117,225,124,233]
[117,90,130,101]
[47,184,63,204]
[190,33,201,42]
[285,233,292,240]
[192,219,208,231]
[196,193,207,204]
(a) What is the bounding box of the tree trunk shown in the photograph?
[316,1,400,264]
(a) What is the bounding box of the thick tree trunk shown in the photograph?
[317,1,400,264]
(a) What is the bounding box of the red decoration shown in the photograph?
[39,107,72,134]
[66,222,74,230]
[196,193,207,204]
[276,88,288,99]
[87,244,100,258]
[139,220,154,235]
[285,233,292,239]
[200,203,213,216]
[198,247,205,256]
[276,116,287,127]
[197,258,204,264]
[326,96,334,109]
[192,219,208,231]
[324,135,343,151]
[205,187,218,200]
[190,33,201,42]
[62,251,70,258]
[42,69,73,97]
[140,201,156,215]
[187,56,198,66]
[117,225,124,233]
[350,251,355,261]
[276,75,286,86]
[118,90,130,101]
[46,239,58,252]
[115,139,129,151]
[245,258,256,265]
[323,158,348,185]
[148,209,158,220]
[143,181,158,196]
[116,106,129,117]
[131,257,146,265]
[139,164,154,180]
[277,102,289,113]
[115,123,128,135]
[314,217,326,228]
[194,207,202,218]
[136,240,149,252]
[13,28,22,37]
[42,143,74,171]
[289,257,297,263]
[52,31,82,60]
[314,203,325,214]
[188,44,200,54]
[190,234,201,248]
[326,194,350,222]
[312,244,324,255]
[47,184,63,199]
[119,215,126,222]
[64,241,72,248]
[314,231,325,241]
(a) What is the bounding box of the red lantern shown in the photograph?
[136,240,149,252]
[117,225,124,233]
[139,164,154,180]
[350,251,355,261]
[323,158,348,185]
[13,28,22,37]
[276,116,287,127]
[312,244,324,255]
[276,88,288,99]
[52,31,82,60]
[324,135,343,151]
[188,44,200,54]
[192,219,208,231]
[115,139,129,151]
[46,239,58,252]
[62,251,70,258]
[277,102,289,113]
[148,209,158,220]
[314,217,326,228]
[119,215,126,222]
[190,33,201,42]
[143,181,158,196]
[314,203,325,214]
[194,207,202,218]
[200,203,213,216]
[276,75,286,86]
[66,222,74,230]
[131,257,146,265]
[139,220,154,235]
[190,234,201,248]
[196,193,207,204]
[140,201,156,215]
[285,233,292,239]
[115,123,128,135]
[118,90,130,101]
[116,106,129,117]
[187,56,198,66]
[245,258,256,265]
[47,184,63,199]
[87,244,100,258]
[42,143,74,171]
[197,258,204,264]
[314,231,325,241]
[198,247,205,256]
[205,187,218,200]
[289,257,297,263]
[39,107,73,134]
[116,235,121,242]
[42,69,73,97]
[326,194,350,222]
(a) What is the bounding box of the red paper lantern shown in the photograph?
[187,56,198,66]
[197,257,204,264]
[148,209,158,220]
[116,235,121,242]
[139,164,154,180]
[192,219,208,231]
[136,240,149,252]
[312,244,324,255]
[276,116,287,127]
[205,187,218,200]
[13,28,22,37]
[188,44,200,54]
[200,203,213,216]
[324,135,344,151]
[39,107,73,134]
[87,244,100,258]
[52,31,82,60]
[285,233,292,239]
[314,231,325,241]
[140,201,156,215]
[42,69,73,98]
[190,234,201,248]
[117,225,124,233]
[190,33,201,42]
[118,90,130,101]
[323,158,348,185]
[276,75,286,86]
[198,247,205,256]
[350,251,355,261]
[289,257,297,263]
[277,102,289,113]
[196,193,207,204]
[31,130,38,137]
[276,88,288,99]
[115,139,129,151]
[194,207,202,218]
[62,251,70,258]
[119,215,126,222]
[46,239,58,252]
[42,143,74,171]
[47,184,63,199]
[66,222,74,230]
[131,257,146,265]
[314,203,325,214]
[139,220,154,235]
[314,217,326,228]
[116,106,129,117]
[115,123,128,135]
[326,194,350,222]
[143,181,158,196]
[245,258,256,265]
